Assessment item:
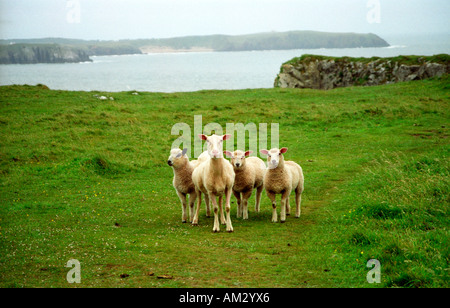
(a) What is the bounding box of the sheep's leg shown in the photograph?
[219,195,226,225]
[255,185,263,213]
[225,187,234,232]
[188,191,197,223]
[295,187,302,218]
[267,191,277,222]
[280,189,291,223]
[242,190,252,220]
[177,191,188,223]
[210,192,220,232]
[204,193,211,218]
[192,190,201,225]
[233,190,242,218]
[286,196,291,216]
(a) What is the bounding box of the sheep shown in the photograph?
[167,148,210,223]
[223,150,266,220]
[259,147,304,223]
[192,134,235,232]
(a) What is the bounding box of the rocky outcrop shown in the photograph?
[274,54,450,90]
[0,44,92,64]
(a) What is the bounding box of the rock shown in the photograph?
[423,62,447,78]
[275,54,449,90]
[394,64,421,82]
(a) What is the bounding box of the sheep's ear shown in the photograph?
[223,134,231,140]
[260,149,269,155]
[181,148,188,156]
[280,147,288,154]
[199,134,208,140]
[245,150,253,157]
[223,151,233,158]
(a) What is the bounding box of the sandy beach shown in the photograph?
[140,46,214,53]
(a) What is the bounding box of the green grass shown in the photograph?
[283,54,450,66]
[0,76,449,288]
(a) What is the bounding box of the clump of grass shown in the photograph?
[79,155,131,176]
[388,272,431,288]
[359,201,404,220]
[350,232,376,246]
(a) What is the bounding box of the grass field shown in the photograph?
[0,76,448,288]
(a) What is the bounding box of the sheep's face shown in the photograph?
[224,150,252,169]
[199,134,231,159]
[260,147,288,169]
[167,148,188,167]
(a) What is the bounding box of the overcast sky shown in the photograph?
[0,0,449,40]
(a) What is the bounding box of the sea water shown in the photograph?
[1,34,449,92]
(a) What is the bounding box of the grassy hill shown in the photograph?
[0,76,448,288]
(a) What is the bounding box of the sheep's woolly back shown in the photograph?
[190,151,209,169]
[285,161,304,193]
[197,151,210,163]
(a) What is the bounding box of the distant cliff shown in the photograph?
[274,54,450,90]
[0,44,92,64]
[137,31,389,52]
[0,31,389,63]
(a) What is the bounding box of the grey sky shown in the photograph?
[1,0,449,40]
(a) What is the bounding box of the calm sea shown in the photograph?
[1,34,449,92]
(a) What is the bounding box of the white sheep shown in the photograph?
[224,150,266,220]
[192,134,235,232]
[260,147,304,223]
[167,148,210,223]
